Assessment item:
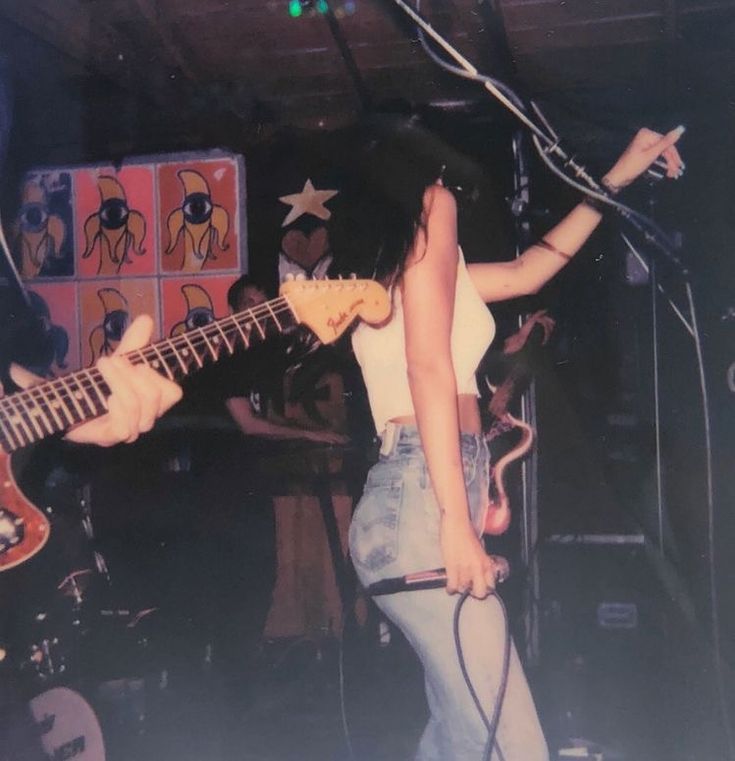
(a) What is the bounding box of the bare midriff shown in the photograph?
[388,393,482,436]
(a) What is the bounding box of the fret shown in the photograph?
[56,375,85,423]
[231,316,251,349]
[129,349,150,369]
[67,374,97,421]
[15,390,47,440]
[180,334,204,368]
[81,369,109,413]
[149,344,175,381]
[280,294,299,325]
[250,312,266,340]
[34,382,65,430]
[196,328,219,361]
[24,386,56,437]
[4,395,34,445]
[164,338,189,376]
[0,402,22,451]
[47,378,77,428]
[212,322,234,355]
[264,302,283,333]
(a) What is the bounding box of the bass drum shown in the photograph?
[28,687,105,761]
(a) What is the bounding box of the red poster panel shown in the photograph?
[75,166,156,278]
[160,275,233,340]
[25,282,80,376]
[79,279,159,368]
[158,158,242,275]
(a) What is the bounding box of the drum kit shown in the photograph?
[1,484,167,761]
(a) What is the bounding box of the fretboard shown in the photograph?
[0,295,298,454]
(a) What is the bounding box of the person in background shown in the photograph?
[333,116,683,760]
[223,274,349,445]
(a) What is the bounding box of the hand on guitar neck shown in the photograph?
[5,315,183,448]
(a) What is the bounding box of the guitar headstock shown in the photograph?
[280,278,390,344]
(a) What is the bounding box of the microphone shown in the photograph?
[366,556,509,596]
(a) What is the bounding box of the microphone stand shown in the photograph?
[389,0,687,278]
[509,128,541,667]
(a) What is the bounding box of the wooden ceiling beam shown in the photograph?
[130,0,201,83]
[0,0,177,109]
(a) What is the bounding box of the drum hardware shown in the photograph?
[79,484,94,540]
[57,569,94,608]
[28,637,65,679]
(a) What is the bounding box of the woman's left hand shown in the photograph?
[63,315,182,446]
[603,126,685,192]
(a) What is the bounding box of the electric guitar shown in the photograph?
[0,278,390,571]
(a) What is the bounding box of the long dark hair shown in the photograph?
[329,115,453,285]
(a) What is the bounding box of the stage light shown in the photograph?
[287,0,356,18]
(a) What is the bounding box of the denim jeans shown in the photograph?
[349,423,548,761]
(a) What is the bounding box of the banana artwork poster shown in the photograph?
[13,151,246,376]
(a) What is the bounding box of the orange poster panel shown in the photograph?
[79,279,159,367]
[160,275,233,340]
[158,158,242,275]
[25,282,80,376]
[74,166,156,279]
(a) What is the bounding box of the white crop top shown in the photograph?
[352,250,496,435]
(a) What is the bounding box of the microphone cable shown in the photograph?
[362,568,512,761]
[454,589,511,761]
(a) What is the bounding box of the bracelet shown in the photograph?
[580,194,608,214]
[601,176,626,194]
[535,237,573,261]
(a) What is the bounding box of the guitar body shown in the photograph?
[0,450,50,570]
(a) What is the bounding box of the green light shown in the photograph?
[316,0,328,12]
[288,0,303,17]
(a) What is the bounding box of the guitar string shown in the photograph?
[0,297,296,442]
[1,283,371,443]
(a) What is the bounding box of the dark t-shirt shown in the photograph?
[176,338,289,421]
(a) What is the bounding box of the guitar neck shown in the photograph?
[0,295,298,454]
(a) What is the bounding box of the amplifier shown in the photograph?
[537,534,725,760]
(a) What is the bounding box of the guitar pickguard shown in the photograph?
[0,451,50,570]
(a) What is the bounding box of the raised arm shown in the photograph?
[469,126,685,303]
[402,184,495,598]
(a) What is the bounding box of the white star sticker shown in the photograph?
[279,178,338,227]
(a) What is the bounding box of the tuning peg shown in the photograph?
[349,273,357,279]
[295,273,306,281]
[284,273,295,282]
